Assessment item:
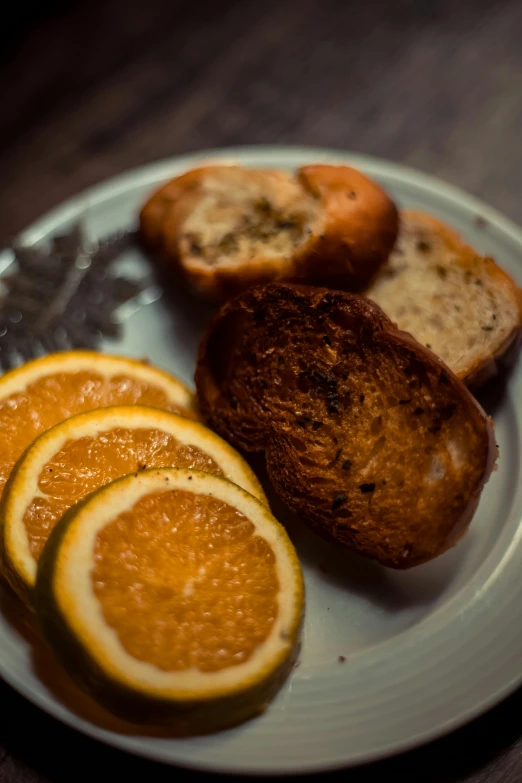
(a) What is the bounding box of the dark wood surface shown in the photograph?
[1,0,522,780]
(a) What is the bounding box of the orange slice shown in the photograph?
[1,405,265,606]
[0,350,196,502]
[35,468,303,733]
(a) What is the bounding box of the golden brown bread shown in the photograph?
[139,164,398,301]
[366,210,522,386]
[296,165,399,289]
[196,283,496,568]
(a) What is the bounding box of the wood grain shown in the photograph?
[1,0,522,780]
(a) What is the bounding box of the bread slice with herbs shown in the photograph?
[365,210,522,386]
[196,283,496,569]
[139,164,398,302]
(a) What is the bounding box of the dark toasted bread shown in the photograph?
[139,164,398,302]
[196,284,496,568]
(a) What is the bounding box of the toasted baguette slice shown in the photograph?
[139,164,398,301]
[366,210,522,386]
[196,283,496,568]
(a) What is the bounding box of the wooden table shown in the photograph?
[1,0,522,780]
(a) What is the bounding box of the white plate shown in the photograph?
[1,146,522,775]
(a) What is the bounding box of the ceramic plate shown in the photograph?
[1,147,521,775]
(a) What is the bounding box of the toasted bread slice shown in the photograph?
[366,210,522,386]
[196,283,496,568]
[165,166,323,301]
[139,164,398,301]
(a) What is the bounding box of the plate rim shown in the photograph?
[4,144,522,775]
[20,144,522,249]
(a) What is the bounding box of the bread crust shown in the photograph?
[139,165,398,302]
[295,165,399,289]
[196,283,496,568]
[367,209,522,386]
[139,165,238,253]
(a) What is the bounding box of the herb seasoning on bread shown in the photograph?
[139,164,398,301]
[366,210,522,386]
